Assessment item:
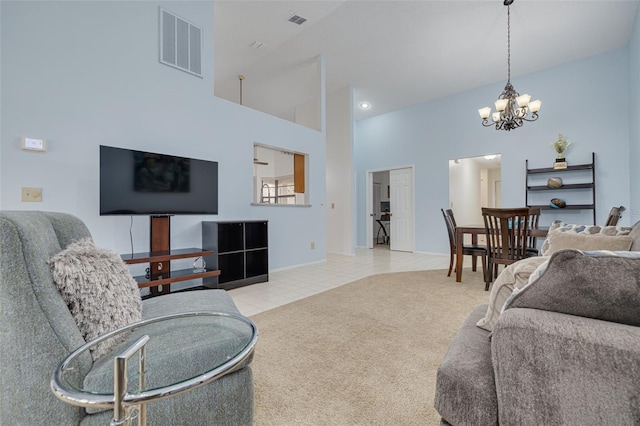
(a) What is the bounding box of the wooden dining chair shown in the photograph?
[482,207,530,290]
[605,206,625,226]
[526,207,541,256]
[441,208,487,281]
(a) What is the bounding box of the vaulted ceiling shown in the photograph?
[214,1,639,121]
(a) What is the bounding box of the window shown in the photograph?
[253,144,308,206]
[260,177,295,204]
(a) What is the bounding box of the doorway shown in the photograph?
[366,166,415,252]
[448,154,501,242]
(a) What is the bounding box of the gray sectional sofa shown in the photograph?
[0,211,255,425]
[434,246,640,425]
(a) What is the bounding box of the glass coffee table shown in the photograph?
[51,311,258,426]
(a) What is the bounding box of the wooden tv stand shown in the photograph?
[121,216,220,297]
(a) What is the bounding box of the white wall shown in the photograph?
[0,1,327,271]
[376,172,390,202]
[326,86,354,255]
[488,168,501,208]
[273,151,294,178]
[629,5,640,223]
[293,56,324,132]
[448,159,482,226]
[356,48,633,255]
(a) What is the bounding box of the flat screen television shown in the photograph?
[100,145,218,215]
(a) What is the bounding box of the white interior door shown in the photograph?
[390,167,414,252]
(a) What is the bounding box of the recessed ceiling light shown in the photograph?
[484,154,497,160]
[359,102,371,110]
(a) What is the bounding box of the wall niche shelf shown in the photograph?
[121,216,220,298]
[525,152,596,224]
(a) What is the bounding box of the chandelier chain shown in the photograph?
[478,0,540,131]
[507,5,511,82]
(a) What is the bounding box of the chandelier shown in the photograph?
[478,0,541,131]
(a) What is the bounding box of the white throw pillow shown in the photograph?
[539,221,632,256]
[476,256,549,332]
[545,231,632,256]
[49,238,142,360]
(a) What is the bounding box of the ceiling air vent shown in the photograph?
[288,14,307,25]
[249,41,268,49]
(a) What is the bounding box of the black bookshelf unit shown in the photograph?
[202,221,269,290]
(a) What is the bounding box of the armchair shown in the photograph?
[0,211,255,425]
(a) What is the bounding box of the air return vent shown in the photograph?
[288,14,307,25]
[160,8,202,78]
[249,41,268,49]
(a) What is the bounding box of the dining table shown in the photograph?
[455,225,549,282]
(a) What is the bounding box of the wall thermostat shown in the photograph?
[21,137,47,152]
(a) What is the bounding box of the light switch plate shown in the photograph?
[21,137,47,152]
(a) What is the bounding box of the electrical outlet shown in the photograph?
[311,242,315,250]
[21,187,42,202]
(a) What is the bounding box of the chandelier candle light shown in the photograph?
[478,0,541,131]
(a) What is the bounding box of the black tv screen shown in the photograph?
[100,145,218,215]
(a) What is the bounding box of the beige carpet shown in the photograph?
[250,269,490,426]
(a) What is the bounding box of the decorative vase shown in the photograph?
[547,177,563,188]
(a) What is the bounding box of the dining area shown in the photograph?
[442,203,629,291]
[445,152,632,290]
[442,207,548,290]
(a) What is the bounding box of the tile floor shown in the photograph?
[228,245,450,316]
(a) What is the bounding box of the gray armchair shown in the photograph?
[0,211,254,425]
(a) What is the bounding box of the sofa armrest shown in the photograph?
[492,308,640,425]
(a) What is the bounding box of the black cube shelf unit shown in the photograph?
[202,220,269,290]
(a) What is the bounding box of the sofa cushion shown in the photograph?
[142,288,240,318]
[434,304,498,426]
[49,238,142,360]
[545,230,632,256]
[539,221,632,256]
[492,308,640,425]
[476,256,549,332]
[629,220,640,251]
[504,249,640,327]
